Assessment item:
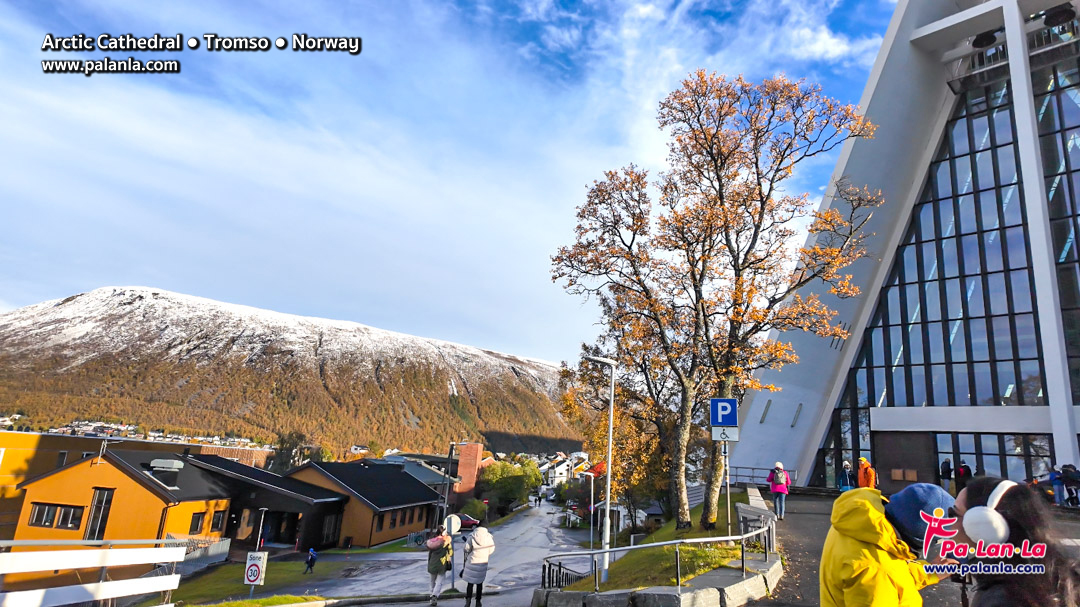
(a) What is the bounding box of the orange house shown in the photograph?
[0,431,270,540]
[288,461,440,548]
[9,450,231,589]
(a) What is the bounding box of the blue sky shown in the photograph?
[1,0,896,363]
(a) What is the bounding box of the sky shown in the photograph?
[1,0,897,364]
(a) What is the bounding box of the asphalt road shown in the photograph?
[277,502,591,606]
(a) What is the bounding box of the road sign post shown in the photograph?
[245,551,267,598]
[709,398,739,535]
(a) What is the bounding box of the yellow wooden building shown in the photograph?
[288,460,440,548]
[8,450,232,589]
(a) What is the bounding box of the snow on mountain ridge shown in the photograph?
[0,287,563,396]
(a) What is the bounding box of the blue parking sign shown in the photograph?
[710,398,738,427]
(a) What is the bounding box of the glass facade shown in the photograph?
[1034,57,1080,403]
[936,432,1054,481]
[812,78,1051,485]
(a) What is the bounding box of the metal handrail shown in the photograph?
[541,520,777,594]
[730,466,799,485]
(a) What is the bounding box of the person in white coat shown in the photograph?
[461,526,495,607]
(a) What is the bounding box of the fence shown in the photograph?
[729,466,798,486]
[164,536,231,576]
[541,562,590,589]
[541,515,776,594]
[0,538,191,607]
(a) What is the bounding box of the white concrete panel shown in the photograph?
[0,547,186,575]
[870,406,1053,433]
[1002,0,1080,469]
[0,574,180,607]
[911,0,1004,52]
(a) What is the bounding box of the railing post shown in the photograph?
[741,538,746,578]
[675,544,681,595]
[593,554,599,593]
[542,562,546,589]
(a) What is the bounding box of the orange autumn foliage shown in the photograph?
[553,71,882,528]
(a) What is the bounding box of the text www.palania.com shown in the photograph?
[924,562,1047,576]
[42,57,180,77]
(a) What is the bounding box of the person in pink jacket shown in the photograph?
[767,461,791,520]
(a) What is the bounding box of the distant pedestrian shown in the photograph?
[461,526,495,607]
[857,457,878,489]
[837,461,855,492]
[303,548,317,574]
[426,525,453,606]
[767,461,791,520]
[939,458,952,494]
[1050,465,1066,506]
[955,460,973,493]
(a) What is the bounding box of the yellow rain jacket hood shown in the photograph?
[819,488,938,607]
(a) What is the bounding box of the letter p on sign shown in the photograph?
[710,398,738,427]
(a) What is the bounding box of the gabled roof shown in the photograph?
[186,455,347,504]
[109,450,233,502]
[293,461,442,512]
[368,457,460,486]
[20,450,231,504]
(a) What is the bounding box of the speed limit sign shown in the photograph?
[245,552,267,585]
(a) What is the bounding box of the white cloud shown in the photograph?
[784,25,882,67]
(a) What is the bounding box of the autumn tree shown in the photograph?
[559,338,674,525]
[553,71,881,528]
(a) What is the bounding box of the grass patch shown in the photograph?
[565,492,750,592]
[198,595,324,607]
[490,505,531,527]
[321,538,413,554]
[159,560,354,606]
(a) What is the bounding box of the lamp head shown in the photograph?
[584,355,617,367]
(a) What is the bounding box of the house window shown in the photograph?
[55,452,68,468]
[406,508,414,525]
[29,503,57,527]
[189,512,206,535]
[390,510,398,529]
[84,489,114,540]
[57,505,84,529]
[30,504,84,529]
[210,510,226,532]
[81,452,94,459]
[376,513,384,532]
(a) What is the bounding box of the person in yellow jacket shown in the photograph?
[820,484,957,607]
[858,456,877,488]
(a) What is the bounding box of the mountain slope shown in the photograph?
[0,287,581,454]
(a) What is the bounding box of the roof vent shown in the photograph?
[150,459,184,471]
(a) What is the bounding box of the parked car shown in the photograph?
[458,513,481,529]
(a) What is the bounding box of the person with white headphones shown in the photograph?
[953,476,1080,607]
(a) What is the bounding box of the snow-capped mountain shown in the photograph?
[0,287,580,453]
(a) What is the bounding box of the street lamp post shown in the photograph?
[584,355,616,583]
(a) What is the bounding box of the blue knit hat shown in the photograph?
[884,483,954,554]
